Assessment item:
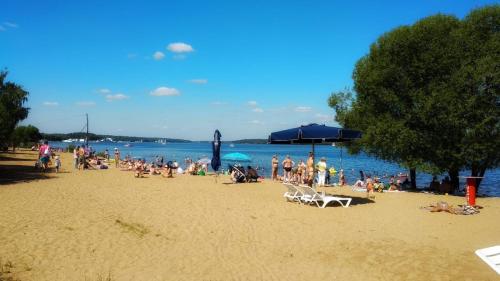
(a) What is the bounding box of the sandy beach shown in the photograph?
[1,150,499,281]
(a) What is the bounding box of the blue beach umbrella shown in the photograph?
[222,152,252,162]
[268,123,361,144]
[211,130,222,172]
[268,123,361,167]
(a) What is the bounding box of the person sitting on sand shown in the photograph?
[389,175,399,191]
[354,170,365,187]
[429,176,440,192]
[246,166,259,182]
[186,162,197,175]
[134,160,145,178]
[374,177,384,192]
[230,165,246,183]
[439,176,452,194]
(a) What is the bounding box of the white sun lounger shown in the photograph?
[283,183,303,202]
[475,245,500,275]
[299,185,352,208]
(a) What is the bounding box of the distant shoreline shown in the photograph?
[41,132,268,144]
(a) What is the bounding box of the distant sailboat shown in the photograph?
[229,143,235,148]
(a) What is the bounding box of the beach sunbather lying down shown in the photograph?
[421,201,481,215]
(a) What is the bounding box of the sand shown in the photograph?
[0,150,499,281]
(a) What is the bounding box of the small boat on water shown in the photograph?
[124,143,133,147]
[229,143,235,148]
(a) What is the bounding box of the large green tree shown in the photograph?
[10,125,42,150]
[0,71,30,149]
[329,5,499,191]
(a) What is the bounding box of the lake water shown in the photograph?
[51,141,500,197]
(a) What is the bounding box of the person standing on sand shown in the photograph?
[73,146,79,169]
[104,149,109,161]
[339,169,346,186]
[282,155,293,182]
[78,145,85,170]
[114,148,120,168]
[306,152,314,186]
[271,155,279,181]
[317,157,327,186]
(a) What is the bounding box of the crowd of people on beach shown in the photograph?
[271,152,345,187]
[32,141,456,195]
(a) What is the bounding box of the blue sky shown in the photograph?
[1,0,496,140]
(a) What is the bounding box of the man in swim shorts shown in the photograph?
[282,155,293,183]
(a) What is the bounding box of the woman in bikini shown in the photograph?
[271,155,279,181]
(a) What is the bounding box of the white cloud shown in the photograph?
[98,88,111,94]
[153,51,165,60]
[150,87,180,97]
[247,101,258,107]
[294,106,312,113]
[252,108,264,113]
[106,94,129,101]
[76,101,96,107]
[211,101,228,106]
[42,101,58,106]
[188,79,208,84]
[4,22,18,28]
[167,42,194,53]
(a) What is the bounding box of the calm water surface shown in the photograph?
[51,141,500,197]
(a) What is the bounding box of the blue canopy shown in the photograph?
[222,152,252,162]
[268,123,361,144]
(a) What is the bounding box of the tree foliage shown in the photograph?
[328,5,500,191]
[10,125,42,150]
[0,71,30,148]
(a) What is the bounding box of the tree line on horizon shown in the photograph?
[328,5,499,192]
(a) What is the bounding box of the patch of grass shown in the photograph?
[83,272,112,281]
[115,219,149,238]
[96,272,112,281]
[0,259,20,281]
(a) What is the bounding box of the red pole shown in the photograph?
[466,177,476,206]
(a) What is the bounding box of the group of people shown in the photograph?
[72,145,109,170]
[353,171,410,198]
[428,176,453,194]
[271,152,345,187]
[229,164,260,183]
[36,141,61,172]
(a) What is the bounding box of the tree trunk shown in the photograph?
[448,168,459,194]
[410,168,417,189]
[471,166,487,193]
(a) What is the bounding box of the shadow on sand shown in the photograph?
[0,151,52,185]
[0,164,52,185]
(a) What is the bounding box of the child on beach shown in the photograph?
[54,155,61,173]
